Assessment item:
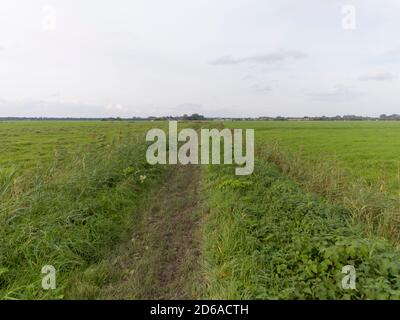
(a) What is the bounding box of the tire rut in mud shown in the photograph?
[99,164,202,299]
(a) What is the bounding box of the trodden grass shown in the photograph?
[73,164,203,299]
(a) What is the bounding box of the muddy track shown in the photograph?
[99,164,202,299]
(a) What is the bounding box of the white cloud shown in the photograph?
[104,103,125,111]
[359,72,398,81]
[0,98,105,117]
[251,84,272,93]
[384,48,400,57]
[308,85,363,103]
[174,103,204,114]
[210,50,308,66]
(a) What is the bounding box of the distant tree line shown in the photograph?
[2,113,400,121]
[257,114,400,121]
[142,113,206,121]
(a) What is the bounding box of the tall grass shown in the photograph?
[0,134,164,299]
[258,142,400,245]
[199,159,400,299]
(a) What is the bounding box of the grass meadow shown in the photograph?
[227,121,400,192]
[0,121,162,172]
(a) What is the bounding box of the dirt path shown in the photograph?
[99,164,202,299]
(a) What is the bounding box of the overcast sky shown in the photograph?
[0,0,399,117]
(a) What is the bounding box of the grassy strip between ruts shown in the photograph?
[199,157,400,299]
[0,134,166,299]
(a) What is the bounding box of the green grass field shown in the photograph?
[226,121,400,193]
[3,120,400,192]
[0,121,161,172]
[1,120,400,299]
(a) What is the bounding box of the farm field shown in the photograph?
[4,120,400,192]
[1,120,400,300]
[0,121,164,172]
[226,121,400,193]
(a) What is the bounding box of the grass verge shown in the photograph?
[199,159,400,299]
[0,135,165,299]
[258,142,400,245]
